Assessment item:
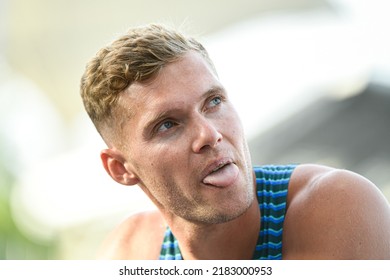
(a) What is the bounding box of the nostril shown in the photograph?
[191,115,223,153]
[213,131,223,147]
[192,129,223,153]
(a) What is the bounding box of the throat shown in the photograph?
[171,200,261,260]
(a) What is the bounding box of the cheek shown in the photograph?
[224,113,244,138]
[137,144,186,176]
[223,104,243,129]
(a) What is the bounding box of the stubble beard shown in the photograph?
[168,165,255,225]
[141,143,255,225]
[180,145,255,225]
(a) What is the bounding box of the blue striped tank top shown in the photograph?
[159,164,297,260]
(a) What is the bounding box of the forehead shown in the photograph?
[122,52,221,115]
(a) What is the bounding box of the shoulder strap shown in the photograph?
[159,227,182,260]
[252,164,297,260]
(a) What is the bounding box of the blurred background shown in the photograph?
[0,0,389,259]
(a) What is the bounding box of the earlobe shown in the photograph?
[100,149,139,186]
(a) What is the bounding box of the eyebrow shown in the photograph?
[142,85,226,137]
[143,109,179,136]
[203,85,225,99]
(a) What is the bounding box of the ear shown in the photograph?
[100,148,139,186]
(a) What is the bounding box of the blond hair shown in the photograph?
[80,24,215,144]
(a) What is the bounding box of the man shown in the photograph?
[80,24,390,259]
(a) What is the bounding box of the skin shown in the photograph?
[98,52,390,260]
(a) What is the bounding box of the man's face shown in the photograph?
[117,51,254,224]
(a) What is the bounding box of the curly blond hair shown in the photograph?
[80,24,215,144]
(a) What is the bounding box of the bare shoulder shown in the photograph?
[283,164,390,259]
[97,210,166,259]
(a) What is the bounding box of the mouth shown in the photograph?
[202,159,239,188]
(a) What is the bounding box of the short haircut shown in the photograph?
[80,23,216,145]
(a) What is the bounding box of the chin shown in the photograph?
[193,195,255,225]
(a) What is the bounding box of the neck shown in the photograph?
[167,197,260,260]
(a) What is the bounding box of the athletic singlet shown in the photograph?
[159,164,297,260]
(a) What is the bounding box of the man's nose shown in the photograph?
[191,116,223,153]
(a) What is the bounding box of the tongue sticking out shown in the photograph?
[202,163,239,187]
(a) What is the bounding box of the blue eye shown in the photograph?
[210,96,221,107]
[157,120,175,132]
